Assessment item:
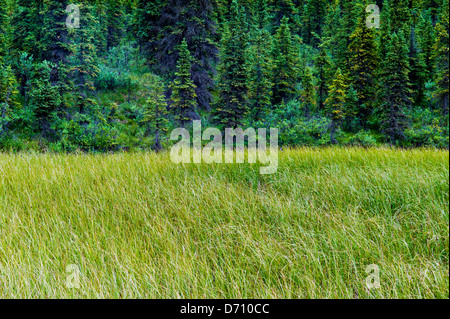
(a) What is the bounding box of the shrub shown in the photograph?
[95,64,136,91]
[345,131,378,147]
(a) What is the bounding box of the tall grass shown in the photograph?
[0,147,448,298]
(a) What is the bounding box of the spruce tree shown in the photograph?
[92,0,108,54]
[408,26,428,107]
[247,6,274,121]
[171,39,197,127]
[270,0,301,30]
[333,0,360,74]
[0,65,19,136]
[417,9,436,82]
[385,0,412,33]
[0,0,8,63]
[379,32,410,144]
[379,0,412,59]
[322,0,341,59]
[212,1,249,129]
[12,0,71,78]
[272,16,298,105]
[106,0,126,50]
[41,0,71,85]
[301,0,328,47]
[67,2,100,111]
[143,76,169,151]
[325,68,348,144]
[131,0,166,56]
[348,13,379,126]
[433,0,449,117]
[151,0,218,112]
[11,0,44,59]
[344,84,360,130]
[314,39,333,111]
[32,80,62,136]
[300,67,316,118]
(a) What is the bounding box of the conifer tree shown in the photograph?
[333,0,360,74]
[68,2,100,110]
[379,0,412,59]
[0,0,8,62]
[408,27,428,106]
[171,39,197,127]
[106,0,126,50]
[325,68,348,144]
[315,39,333,111]
[131,0,166,55]
[247,29,274,121]
[433,0,449,117]
[12,1,71,75]
[420,0,441,25]
[40,0,71,85]
[348,13,379,125]
[301,0,328,47]
[270,0,301,30]
[272,16,298,105]
[212,1,249,129]
[322,0,341,59]
[385,0,412,33]
[345,84,359,129]
[151,0,218,112]
[255,0,271,29]
[300,67,316,118]
[246,2,274,120]
[143,76,169,151]
[32,80,62,136]
[379,31,410,144]
[92,0,108,54]
[11,0,44,59]
[417,9,436,82]
[0,65,19,136]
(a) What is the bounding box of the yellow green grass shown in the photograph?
[0,148,448,298]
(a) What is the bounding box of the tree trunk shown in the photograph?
[330,119,338,144]
[154,130,162,152]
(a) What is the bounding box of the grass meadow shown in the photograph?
[0,147,448,298]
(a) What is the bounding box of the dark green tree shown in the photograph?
[131,0,166,56]
[348,13,379,126]
[314,39,333,111]
[417,9,436,82]
[379,32,410,144]
[333,0,361,74]
[212,1,249,129]
[67,2,100,112]
[246,5,274,121]
[300,67,316,118]
[171,39,197,127]
[106,0,126,50]
[143,75,169,151]
[325,68,348,144]
[433,0,449,117]
[272,16,298,105]
[0,64,19,136]
[150,0,218,112]
[0,0,8,62]
[32,80,62,136]
[301,0,328,46]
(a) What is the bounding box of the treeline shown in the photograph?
[0,0,448,152]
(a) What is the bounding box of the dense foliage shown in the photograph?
[0,0,448,152]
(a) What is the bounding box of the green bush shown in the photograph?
[95,64,136,91]
[345,131,378,147]
[260,100,331,147]
[404,108,449,148]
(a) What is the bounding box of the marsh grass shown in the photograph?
[0,147,448,298]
